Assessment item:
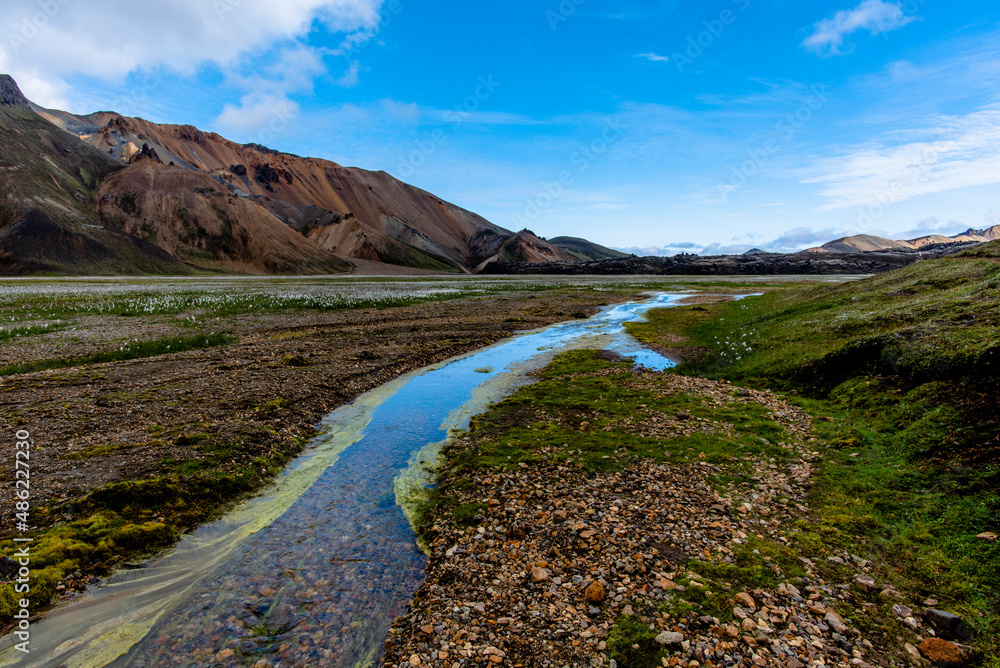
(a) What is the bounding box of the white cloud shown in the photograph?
[802,0,917,56]
[216,94,300,140]
[801,108,1000,210]
[0,0,383,107]
[379,99,421,124]
[637,52,670,63]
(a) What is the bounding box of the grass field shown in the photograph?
[625,252,1000,665]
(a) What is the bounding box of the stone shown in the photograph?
[553,510,568,523]
[0,557,17,579]
[530,566,549,583]
[215,649,236,661]
[585,581,605,603]
[904,643,923,664]
[824,610,849,635]
[923,609,977,640]
[918,638,970,668]
[893,604,913,618]
[409,654,422,666]
[420,624,435,634]
[741,618,757,633]
[976,531,997,542]
[733,592,756,611]
[880,587,904,600]
[655,631,684,645]
[853,574,876,590]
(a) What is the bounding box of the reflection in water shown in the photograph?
[1,293,685,668]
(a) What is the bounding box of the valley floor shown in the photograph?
[0,279,675,624]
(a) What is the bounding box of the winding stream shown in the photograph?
[1,293,689,668]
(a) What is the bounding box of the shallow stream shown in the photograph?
[1,293,689,668]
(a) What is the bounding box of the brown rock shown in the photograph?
[584,581,605,603]
[553,509,568,522]
[734,592,756,611]
[976,531,997,542]
[530,566,549,583]
[918,638,970,667]
[825,610,849,635]
[215,649,236,662]
[420,624,435,634]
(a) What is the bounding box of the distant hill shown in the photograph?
[806,227,1000,254]
[548,236,629,261]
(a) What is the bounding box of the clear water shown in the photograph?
[0,293,687,668]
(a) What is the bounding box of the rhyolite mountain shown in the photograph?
[0,74,607,276]
[805,227,1000,254]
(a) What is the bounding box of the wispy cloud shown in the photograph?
[801,107,1000,210]
[802,0,918,57]
[636,52,670,63]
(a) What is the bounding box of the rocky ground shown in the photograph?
[382,371,978,668]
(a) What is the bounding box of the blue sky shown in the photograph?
[2,0,998,253]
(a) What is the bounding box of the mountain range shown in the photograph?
[0,75,622,276]
[803,228,1000,254]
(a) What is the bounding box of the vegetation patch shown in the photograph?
[626,257,1000,663]
[0,332,237,377]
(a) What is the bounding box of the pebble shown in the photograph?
[655,631,684,645]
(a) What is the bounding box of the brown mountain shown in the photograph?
[35,102,574,273]
[0,74,190,275]
[1,73,588,275]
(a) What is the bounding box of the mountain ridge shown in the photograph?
[0,74,584,276]
[805,226,1000,254]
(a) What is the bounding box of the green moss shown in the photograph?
[451,502,487,527]
[607,615,668,668]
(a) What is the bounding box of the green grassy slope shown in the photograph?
[626,255,999,664]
